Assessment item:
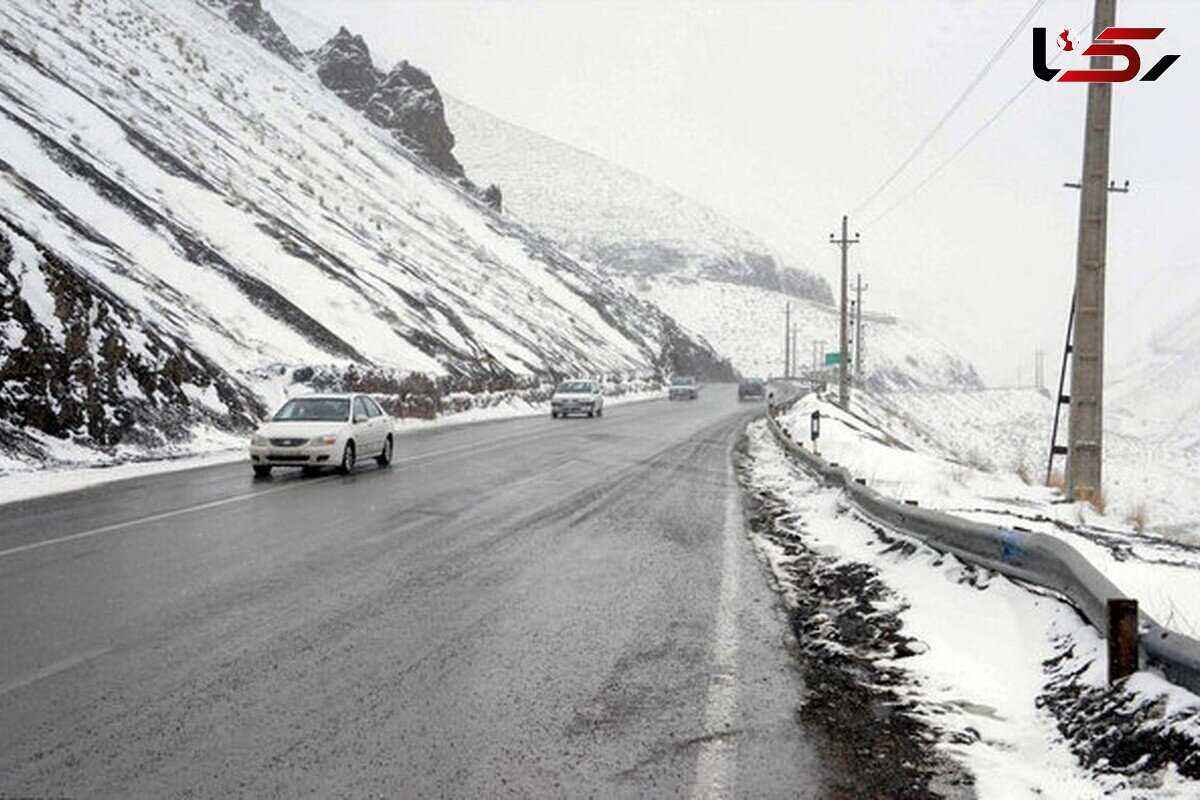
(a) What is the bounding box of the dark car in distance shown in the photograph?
[668,375,699,401]
[738,378,766,400]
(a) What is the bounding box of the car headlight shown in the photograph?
[251,434,268,446]
[310,434,338,446]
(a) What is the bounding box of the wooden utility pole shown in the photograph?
[1066,0,1116,502]
[829,216,860,410]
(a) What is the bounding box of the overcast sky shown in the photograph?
[269,0,1199,386]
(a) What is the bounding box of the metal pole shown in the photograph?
[1066,0,1116,501]
[854,273,866,383]
[783,302,791,379]
[1046,294,1076,485]
[791,326,799,381]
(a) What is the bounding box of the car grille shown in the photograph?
[267,454,309,462]
[269,438,307,447]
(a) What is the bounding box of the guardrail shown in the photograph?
[764,398,1200,695]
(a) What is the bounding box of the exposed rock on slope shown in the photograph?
[0,0,730,467]
[220,0,302,66]
[313,27,462,177]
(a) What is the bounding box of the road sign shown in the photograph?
[824,352,841,366]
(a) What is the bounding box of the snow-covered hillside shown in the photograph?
[444,96,832,304]
[1110,298,1200,451]
[775,388,1200,629]
[626,276,982,390]
[0,0,731,468]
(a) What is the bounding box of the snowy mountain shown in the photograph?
[1109,299,1200,451]
[0,0,732,467]
[625,276,982,390]
[443,96,981,391]
[444,97,832,304]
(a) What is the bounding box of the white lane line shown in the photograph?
[0,646,111,697]
[0,427,566,561]
[691,486,743,800]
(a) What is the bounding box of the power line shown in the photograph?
[852,0,1047,217]
[865,16,1092,229]
[865,78,1035,228]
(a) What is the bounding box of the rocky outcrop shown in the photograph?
[312,26,379,111]
[221,0,302,67]
[0,217,264,458]
[313,28,463,177]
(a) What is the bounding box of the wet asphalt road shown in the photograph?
[0,386,826,798]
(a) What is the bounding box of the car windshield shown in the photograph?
[273,398,350,422]
[671,376,696,386]
[557,381,593,393]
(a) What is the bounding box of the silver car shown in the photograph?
[551,379,604,418]
[249,393,394,477]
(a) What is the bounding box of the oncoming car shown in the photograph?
[551,379,604,418]
[668,375,699,401]
[249,394,394,477]
[738,377,766,400]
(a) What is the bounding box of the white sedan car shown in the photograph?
[550,379,604,418]
[249,393,394,477]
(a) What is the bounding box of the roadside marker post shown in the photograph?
[810,410,821,457]
[1107,598,1139,684]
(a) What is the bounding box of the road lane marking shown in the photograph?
[0,477,336,560]
[0,646,110,696]
[0,426,570,561]
[691,486,742,800]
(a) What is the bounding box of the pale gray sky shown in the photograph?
[270,0,1199,385]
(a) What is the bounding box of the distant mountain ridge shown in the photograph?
[444,96,833,305]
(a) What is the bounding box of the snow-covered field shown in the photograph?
[744,420,1200,797]
[775,389,1200,641]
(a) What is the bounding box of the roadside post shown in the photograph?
[810,410,821,457]
[1107,598,1139,684]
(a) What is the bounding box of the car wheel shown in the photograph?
[596,405,603,417]
[551,411,558,419]
[339,441,356,474]
[376,435,393,467]
[253,465,272,478]
[587,409,594,418]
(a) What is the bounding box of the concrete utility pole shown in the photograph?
[1066,0,1116,501]
[854,273,867,382]
[830,216,860,410]
[783,302,791,378]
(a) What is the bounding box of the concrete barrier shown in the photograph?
[764,403,1200,695]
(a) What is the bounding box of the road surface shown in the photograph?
[0,386,827,798]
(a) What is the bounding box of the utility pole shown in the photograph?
[783,302,791,379]
[854,273,867,382]
[791,326,799,380]
[829,215,860,411]
[1066,0,1116,502]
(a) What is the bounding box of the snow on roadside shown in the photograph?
[0,389,665,506]
[743,420,1200,798]
[776,391,1200,636]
